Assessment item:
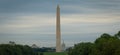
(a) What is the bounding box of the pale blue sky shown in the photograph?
[0,0,120,47]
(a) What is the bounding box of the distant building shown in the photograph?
[9,41,15,45]
[31,44,39,48]
[62,40,66,52]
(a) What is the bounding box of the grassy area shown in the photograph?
[39,52,67,55]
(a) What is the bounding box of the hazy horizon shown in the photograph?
[0,0,120,47]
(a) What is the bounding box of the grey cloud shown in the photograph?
[0,0,120,47]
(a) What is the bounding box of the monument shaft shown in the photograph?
[56,5,61,52]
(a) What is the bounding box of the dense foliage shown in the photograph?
[43,52,67,55]
[68,31,120,55]
[0,44,39,55]
[33,47,55,52]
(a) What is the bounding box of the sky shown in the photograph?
[0,0,120,47]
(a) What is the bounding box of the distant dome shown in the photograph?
[31,44,38,48]
[62,40,66,51]
[62,42,65,47]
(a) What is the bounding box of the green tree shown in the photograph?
[68,42,94,55]
[68,31,120,55]
[94,32,120,55]
[115,31,120,38]
[0,44,35,55]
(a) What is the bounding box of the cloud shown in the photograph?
[61,14,120,24]
[0,0,120,47]
[60,0,120,15]
[0,12,120,35]
[0,14,56,34]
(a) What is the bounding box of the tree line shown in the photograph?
[0,31,119,55]
[0,44,43,55]
[68,31,120,55]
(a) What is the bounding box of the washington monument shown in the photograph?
[56,5,61,52]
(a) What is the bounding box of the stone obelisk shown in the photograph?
[56,5,61,52]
